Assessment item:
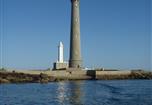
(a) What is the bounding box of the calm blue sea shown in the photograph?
[0,80,152,105]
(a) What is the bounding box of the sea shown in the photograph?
[0,80,152,105]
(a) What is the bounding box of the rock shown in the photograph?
[40,79,49,83]
[0,78,10,83]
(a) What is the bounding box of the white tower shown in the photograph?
[53,41,68,70]
[58,41,64,63]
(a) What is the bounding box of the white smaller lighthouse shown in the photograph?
[58,41,64,63]
[53,41,68,70]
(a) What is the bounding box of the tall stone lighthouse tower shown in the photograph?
[69,0,82,68]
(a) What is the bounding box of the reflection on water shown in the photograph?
[57,82,66,103]
[57,81,83,105]
[68,81,83,105]
[0,80,152,105]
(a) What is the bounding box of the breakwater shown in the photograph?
[0,70,152,84]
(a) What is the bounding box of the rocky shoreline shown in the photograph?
[0,72,55,84]
[0,70,152,84]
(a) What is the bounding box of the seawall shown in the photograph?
[50,70,133,80]
[1,70,152,84]
[96,70,132,80]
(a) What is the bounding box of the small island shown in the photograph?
[0,68,152,84]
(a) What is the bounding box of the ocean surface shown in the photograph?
[0,80,152,105]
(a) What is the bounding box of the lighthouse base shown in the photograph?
[53,62,68,70]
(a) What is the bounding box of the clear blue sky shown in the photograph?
[0,0,151,70]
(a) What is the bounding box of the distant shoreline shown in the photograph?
[0,70,152,84]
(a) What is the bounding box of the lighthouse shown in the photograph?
[58,42,64,63]
[69,0,82,68]
[53,42,68,70]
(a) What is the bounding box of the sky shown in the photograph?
[0,0,151,70]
